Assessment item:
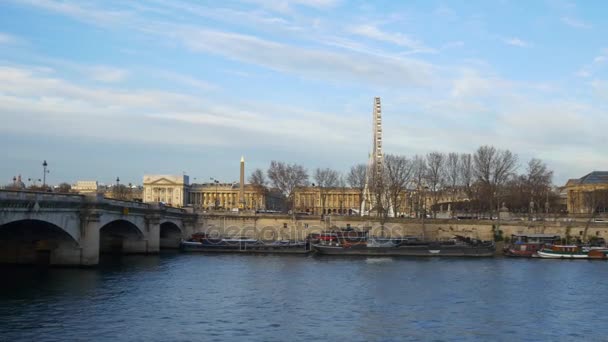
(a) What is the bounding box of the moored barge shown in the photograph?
[180,233,311,254]
[537,245,608,259]
[504,234,561,257]
[313,235,495,257]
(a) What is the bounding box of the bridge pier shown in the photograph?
[79,213,101,266]
[145,215,160,253]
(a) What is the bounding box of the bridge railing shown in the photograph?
[100,197,151,210]
[0,189,189,215]
[0,189,85,203]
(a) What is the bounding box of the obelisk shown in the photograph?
[239,156,245,208]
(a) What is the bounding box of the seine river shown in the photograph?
[2,254,608,341]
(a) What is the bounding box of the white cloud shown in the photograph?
[590,79,608,100]
[441,41,465,50]
[575,69,591,78]
[561,16,591,29]
[5,0,608,183]
[0,65,366,150]
[450,69,510,98]
[88,66,129,83]
[17,0,130,25]
[0,32,19,45]
[15,0,433,87]
[170,27,434,87]
[503,37,530,48]
[242,0,340,13]
[349,24,435,53]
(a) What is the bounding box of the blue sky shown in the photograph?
[1,0,607,186]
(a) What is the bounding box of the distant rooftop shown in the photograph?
[579,171,608,184]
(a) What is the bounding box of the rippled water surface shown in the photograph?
[2,254,608,341]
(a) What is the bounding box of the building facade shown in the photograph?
[565,171,608,215]
[143,175,190,207]
[189,183,277,211]
[294,186,363,215]
[72,180,99,194]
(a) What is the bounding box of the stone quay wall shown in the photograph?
[196,214,608,241]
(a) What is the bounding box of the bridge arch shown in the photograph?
[99,219,146,254]
[0,219,80,265]
[0,214,80,242]
[160,221,182,249]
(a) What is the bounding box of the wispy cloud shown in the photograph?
[441,41,465,50]
[349,24,435,53]
[503,37,531,48]
[242,0,340,13]
[574,48,608,77]
[87,66,129,83]
[169,27,435,87]
[0,65,365,149]
[561,16,591,29]
[17,0,131,24]
[0,32,22,45]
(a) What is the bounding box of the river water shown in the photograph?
[1,253,607,342]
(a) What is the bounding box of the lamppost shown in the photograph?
[42,160,49,188]
[116,177,120,187]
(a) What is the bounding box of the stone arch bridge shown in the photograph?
[0,190,196,266]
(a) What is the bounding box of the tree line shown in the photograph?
[249,145,556,217]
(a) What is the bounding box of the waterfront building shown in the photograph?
[143,175,190,207]
[72,180,98,194]
[189,182,268,210]
[187,157,284,211]
[294,186,362,215]
[565,171,608,214]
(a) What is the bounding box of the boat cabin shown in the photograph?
[510,234,560,244]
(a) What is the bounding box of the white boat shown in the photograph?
[537,245,589,259]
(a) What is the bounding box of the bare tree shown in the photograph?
[56,182,72,193]
[112,184,131,201]
[248,168,267,209]
[384,154,414,217]
[347,163,367,214]
[426,152,445,218]
[502,158,552,220]
[249,168,266,186]
[445,153,460,192]
[314,168,340,215]
[458,153,474,215]
[459,153,473,198]
[411,155,427,218]
[267,161,309,212]
[473,145,518,217]
[525,158,553,210]
[369,162,391,228]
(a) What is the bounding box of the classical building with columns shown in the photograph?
[565,171,608,215]
[189,183,265,210]
[143,175,190,207]
[188,183,284,211]
[294,186,364,215]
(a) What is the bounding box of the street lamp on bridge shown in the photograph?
[42,160,49,189]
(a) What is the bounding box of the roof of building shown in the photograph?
[565,178,580,187]
[579,171,608,184]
